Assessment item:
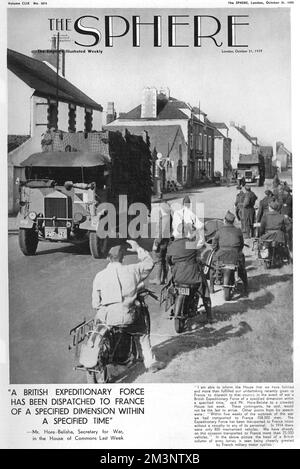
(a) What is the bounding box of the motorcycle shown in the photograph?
[210,259,238,301]
[69,286,158,383]
[161,280,212,334]
[257,238,290,269]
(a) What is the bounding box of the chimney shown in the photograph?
[141,87,157,119]
[158,87,170,99]
[229,121,235,127]
[241,125,246,131]
[106,102,116,124]
[31,35,65,77]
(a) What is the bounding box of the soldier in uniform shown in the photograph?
[235,185,246,232]
[150,193,172,285]
[260,200,291,244]
[243,185,258,238]
[256,190,274,223]
[280,187,292,218]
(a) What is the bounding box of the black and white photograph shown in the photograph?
[1,0,299,450]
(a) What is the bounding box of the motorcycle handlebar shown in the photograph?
[137,289,159,301]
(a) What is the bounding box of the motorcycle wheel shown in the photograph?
[224,287,231,301]
[174,295,186,334]
[86,365,108,384]
[174,317,185,334]
[223,270,233,301]
[264,260,271,270]
[203,297,212,318]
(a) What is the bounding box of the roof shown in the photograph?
[7,48,103,111]
[119,96,191,121]
[235,126,259,146]
[21,151,110,167]
[212,122,228,130]
[8,135,30,153]
[214,128,226,138]
[276,142,292,156]
[103,124,185,157]
[238,153,260,165]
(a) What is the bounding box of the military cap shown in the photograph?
[225,210,235,224]
[269,201,280,211]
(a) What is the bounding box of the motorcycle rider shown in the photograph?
[210,210,248,296]
[172,195,204,247]
[259,200,291,244]
[166,222,213,323]
[92,240,165,373]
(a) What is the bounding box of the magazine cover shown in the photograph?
[0,0,299,452]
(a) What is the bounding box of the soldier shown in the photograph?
[280,187,292,218]
[260,201,291,244]
[256,190,274,223]
[150,193,173,285]
[235,185,246,232]
[243,185,257,238]
[210,211,248,296]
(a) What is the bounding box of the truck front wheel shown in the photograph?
[18,228,39,256]
[89,232,108,259]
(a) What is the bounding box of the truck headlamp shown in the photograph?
[73,213,85,224]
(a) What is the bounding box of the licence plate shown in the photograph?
[178,287,190,295]
[45,227,67,240]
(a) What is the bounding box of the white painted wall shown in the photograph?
[92,110,102,131]
[57,101,69,131]
[228,126,253,169]
[214,137,224,175]
[76,106,85,131]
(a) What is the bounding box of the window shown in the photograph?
[183,165,187,182]
[179,144,182,160]
[189,132,193,150]
[208,135,212,153]
[199,133,203,151]
[204,135,207,153]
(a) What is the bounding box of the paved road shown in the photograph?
[8,184,292,383]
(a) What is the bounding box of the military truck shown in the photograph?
[17,130,153,258]
[237,153,265,186]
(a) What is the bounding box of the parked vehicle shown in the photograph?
[237,153,265,186]
[69,287,158,383]
[17,130,152,258]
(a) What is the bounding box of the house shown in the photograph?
[106,87,215,188]
[103,123,187,189]
[7,47,103,213]
[211,123,232,178]
[228,122,259,169]
[275,142,292,171]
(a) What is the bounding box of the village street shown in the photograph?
[8,183,293,384]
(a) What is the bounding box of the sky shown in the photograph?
[7,7,291,149]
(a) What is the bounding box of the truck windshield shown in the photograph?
[25,165,107,187]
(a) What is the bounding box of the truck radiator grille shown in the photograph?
[245,171,252,178]
[44,197,72,227]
